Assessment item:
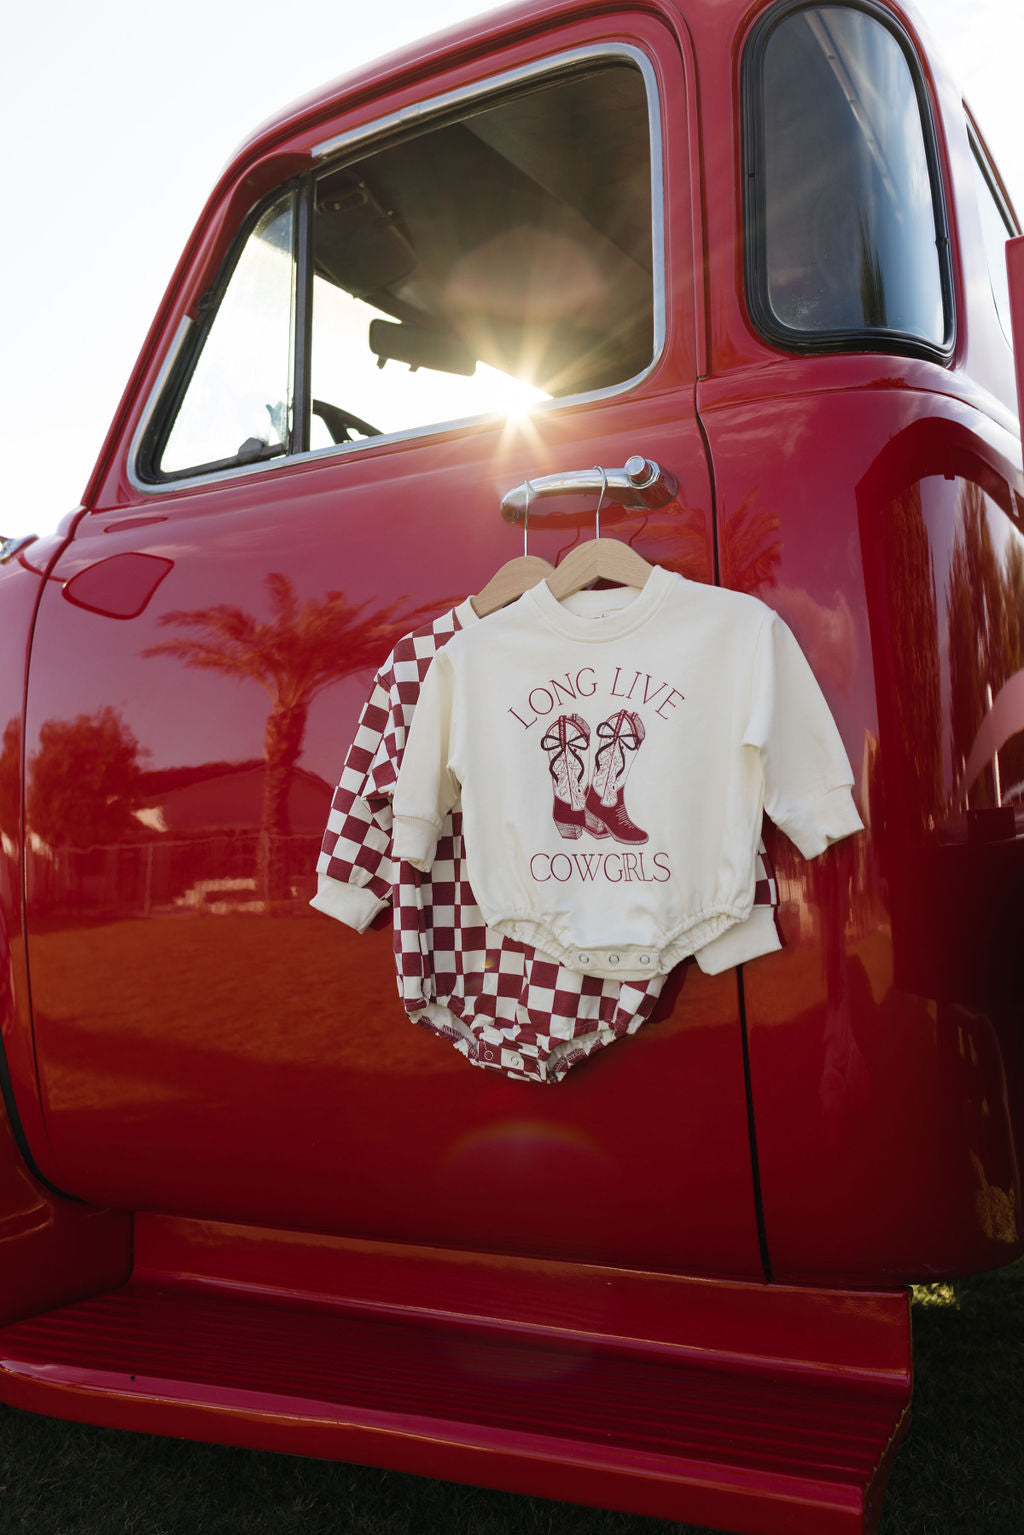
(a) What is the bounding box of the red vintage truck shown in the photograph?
[1,1,1022,1531]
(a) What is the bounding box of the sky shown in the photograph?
[1,0,1022,543]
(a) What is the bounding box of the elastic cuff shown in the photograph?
[694,905,782,975]
[782,786,863,859]
[392,814,440,871]
[309,876,387,932]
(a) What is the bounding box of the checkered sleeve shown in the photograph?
[311,672,395,932]
[312,604,468,932]
[358,602,467,807]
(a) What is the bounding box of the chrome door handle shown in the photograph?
[0,534,37,564]
[501,455,677,522]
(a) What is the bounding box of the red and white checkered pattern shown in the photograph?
[316,606,466,912]
[317,601,779,1084]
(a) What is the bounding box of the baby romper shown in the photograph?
[313,596,782,1083]
[391,569,862,980]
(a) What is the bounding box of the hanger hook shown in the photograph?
[593,465,608,540]
[523,478,532,558]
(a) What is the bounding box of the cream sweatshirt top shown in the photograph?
[391,566,862,981]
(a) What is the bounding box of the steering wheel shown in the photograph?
[312,399,382,443]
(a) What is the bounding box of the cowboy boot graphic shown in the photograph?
[540,713,591,838]
[585,709,648,844]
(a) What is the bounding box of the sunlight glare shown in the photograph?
[480,363,548,421]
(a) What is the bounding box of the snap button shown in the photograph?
[608,953,620,966]
[577,953,590,966]
[507,1052,524,1071]
[484,1049,495,1061]
[639,954,651,966]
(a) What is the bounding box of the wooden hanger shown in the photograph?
[471,479,554,616]
[545,466,652,600]
[471,553,554,616]
[545,539,651,600]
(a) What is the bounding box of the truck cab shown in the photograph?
[1,3,1021,1532]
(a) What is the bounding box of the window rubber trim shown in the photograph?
[135,181,305,485]
[741,0,955,364]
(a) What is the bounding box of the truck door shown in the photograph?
[20,10,766,1278]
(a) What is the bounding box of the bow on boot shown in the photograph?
[585,709,648,844]
[540,714,591,838]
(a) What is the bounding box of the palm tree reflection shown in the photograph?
[144,574,443,903]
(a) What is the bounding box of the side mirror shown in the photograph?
[1006,234,1024,436]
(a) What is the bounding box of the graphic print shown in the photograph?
[540,713,590,838]
[542,708,648,845]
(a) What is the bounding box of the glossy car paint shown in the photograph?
[8,2,1023,1527]
[15,3,772,1281]
[692,0,1024,1282]
[0,1213,912,1535]
[10,0,1024,1295]
[0,0,1020,1365]
[0,546,131,1329]
[0,1087,131,1331]
[0,549,47,1171]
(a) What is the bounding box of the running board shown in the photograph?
[0,1216,911,1535]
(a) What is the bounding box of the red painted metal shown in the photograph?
[0,553,48,1169]
[18,3,768,1285]
[129,1213,912,1384]
[689,0,1024,1284]
[0,1092,131,1330]
[0,1,1021,1529]
[0,1215,911,1535]
[700,366,1024,1282]
[0,554,132,1321]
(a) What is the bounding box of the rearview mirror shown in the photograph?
[369,319,476,377]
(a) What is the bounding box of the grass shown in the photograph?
[880,1258,1024,1534]
[1,1259,1022,1535]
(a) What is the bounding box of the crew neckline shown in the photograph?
[561,586,642,619]
[525,563,676,641]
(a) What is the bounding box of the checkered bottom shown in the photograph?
[393,816,664,1084]
[316,599,782,1086]
[410,1002,645,1084]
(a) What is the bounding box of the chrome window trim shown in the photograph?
[966,119,1020,350]
[967,122,1020,238]
[127,316,194,486]
[129,43,666,497]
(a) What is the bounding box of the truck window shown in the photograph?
[743,1,950,357]
[159,193,297,475]
[968,123,1018,347]
[142,57,655,482]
